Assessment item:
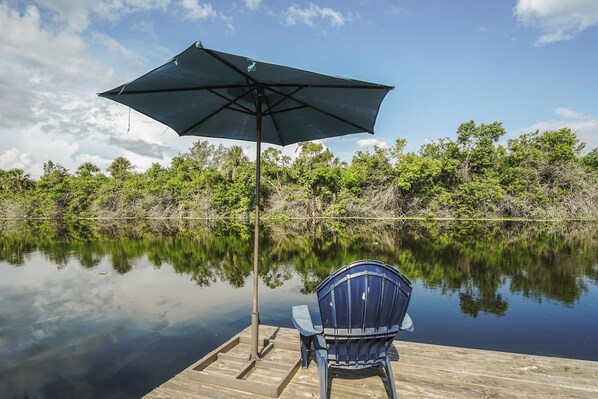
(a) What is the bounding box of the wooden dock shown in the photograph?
[144,325,598,399]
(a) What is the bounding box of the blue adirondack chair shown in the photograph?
[292,260,414,399]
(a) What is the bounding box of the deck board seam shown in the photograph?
[398,362,598,393]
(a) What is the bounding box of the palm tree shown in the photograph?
[107,157,134,178]
[4,169,30,191]
[220,146,248,180]
[76,162,101,178]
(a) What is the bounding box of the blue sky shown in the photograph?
[1,0,597,177]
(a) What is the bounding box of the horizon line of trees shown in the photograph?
[1,120,597,220]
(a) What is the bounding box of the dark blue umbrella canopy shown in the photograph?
[99,41,393,363]
[99,41,392,146]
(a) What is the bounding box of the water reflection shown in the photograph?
[1,219,597,398]
[1,219,596,315]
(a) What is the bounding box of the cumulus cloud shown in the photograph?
[356,138,388,148]
[518,107,598,151]
[0,3,187,177]
[178,0,215,20]
[555,107,585,119]
[0,148,34,172]
[281,3,347,28]
[0,134,82,178]
[0,67,36,128]
[0,5,113,84]
[514,0,598,45]
[176,0,235,32]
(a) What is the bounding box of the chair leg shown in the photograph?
[299,334,312,368]
[384,356,397,399]
[316,354,329,399]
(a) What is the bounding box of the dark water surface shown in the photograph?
[1,220,597,398]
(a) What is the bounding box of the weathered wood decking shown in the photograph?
[144,325,598,399]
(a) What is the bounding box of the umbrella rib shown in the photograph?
[99,84,250,96]
[261,91,285,146]
[208,88,254,114]
[267,86,375,134]
[264,83,394,90]
[182,89,253,134]
[101,83,392,96]
[263,87,303,114]
[224,105,254,116]
[202,48,260,85]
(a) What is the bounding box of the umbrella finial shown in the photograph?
[195,40,204,49]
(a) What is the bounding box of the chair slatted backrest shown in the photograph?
[316,260,412,368]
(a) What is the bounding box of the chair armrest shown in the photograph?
[292,305,323,337]
[400,312,414,332]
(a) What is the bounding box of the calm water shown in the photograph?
[1,220,597,398]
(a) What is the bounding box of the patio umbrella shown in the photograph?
[99,41,393,361]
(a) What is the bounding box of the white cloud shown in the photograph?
[0,135,81,178]
[0,5,113,85]
[90,32,147,67]
[518,107,598,151]
[281,3,346,28]
[356,138,388,148]
[0,148,34,172]
[0,3,187,177]
[514,0,598,45]
[176,0,235,32]
[34,0,171,32]
[244,0,263,11]
[554,107,585,119]
[0,93,184,177]
[0,67,36,128]
[33,0,97,32]
[95,0,171,21]
[178,0,215,20]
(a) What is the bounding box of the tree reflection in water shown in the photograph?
[0,219,596,318]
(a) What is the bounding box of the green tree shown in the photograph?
[456,120,506,179]
[107,157,134,179]
[76,162,101,178]
[292,142,341,214]
[220,146,248,180]
[582,148,598,170]
[344,146,393,195]
[1,168,31,192]
[37,161,70,217]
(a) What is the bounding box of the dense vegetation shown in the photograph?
[1,219,597,317]
[1,121,597,219]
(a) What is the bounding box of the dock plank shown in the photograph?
[396,341,598,390]
[143,325,598,399]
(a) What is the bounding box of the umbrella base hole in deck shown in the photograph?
[186,328,301,397]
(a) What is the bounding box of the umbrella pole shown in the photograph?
[250,88,263,361]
